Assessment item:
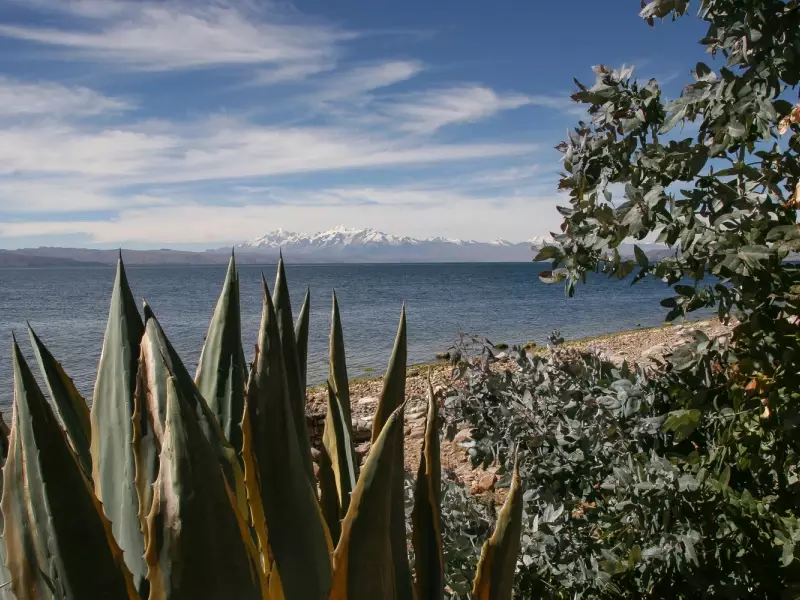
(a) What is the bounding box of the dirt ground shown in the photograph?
[306,318,735,497]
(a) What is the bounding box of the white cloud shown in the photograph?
[0,1,353,73]
[0,115,535,187]
[380,86,532,133]
[0,189,565,245]
[0,77,131,117]
[313,60,423,102]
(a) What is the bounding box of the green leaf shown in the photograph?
[323,382,358,528]
[331,403,406,600]
[329,290,353,431]
[412,377,445,600]
[27,324,92,480]
[196,253,247,458]
[472,455,524,600]
[533,246,561,262]
[295,285,311,398]
[138,302,249,522]
[273,257,316,485]
[3,339,140,600]
[247,275,333,599]
[371,304,414,600]
[538,269,568,284]
[89,255,148,595]
[0,410,11,590]
[634,245,649,268]
[144,374,265,600]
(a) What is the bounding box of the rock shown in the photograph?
[358,396,378,408]
[354,417,373,431]
[453,428,472,443]
[354,441,371,455]
[408,423,425,439]
[404,426,412,436]
[310,447,321,461]
[641,344,670,360]
[406,406,426,418]
[408,369,420,377]
[470,472,496,494]
[435,351,451,360]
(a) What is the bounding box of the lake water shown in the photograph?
[0,262,685,409]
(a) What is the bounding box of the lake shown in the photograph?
[0,262,683,409]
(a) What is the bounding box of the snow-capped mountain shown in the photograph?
[235,226,556,263]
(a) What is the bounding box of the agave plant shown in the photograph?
[0,253,524,600]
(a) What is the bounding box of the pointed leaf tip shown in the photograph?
[472,454,524,600]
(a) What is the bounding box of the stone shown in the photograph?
[407,369,420,377]
[408,426,425,440]
[453,428,472,443]
[641,344,670,360]
[354,441,371,455]
[358,396,378,407]
[435,351,451,360]
[470,472,496,494]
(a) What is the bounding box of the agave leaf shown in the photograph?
[294,285,310,397]
[273,257,315,484]
[370,305,413,600]
[472,455,524,600]
[240,395,270,573]
[411,376,445,600]
[2,340,139,600]
[144,374,265,600]
[0,410,12,593]
[322,382,358,523]
[248,274,332,599]
[136,303,249,523]
[89,255,148,594]
[317,444,341,545]
[328,291,353,431]
[330,403,406,600]
[196,254,247,458]
[27,324,92,480]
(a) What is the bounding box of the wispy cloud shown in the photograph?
[379,86,532,133]
[0,186,565,245]
[0,76,132,117]
[312,60,423,102]
[0,0,353,74]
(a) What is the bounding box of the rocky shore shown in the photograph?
[306,317,734,496]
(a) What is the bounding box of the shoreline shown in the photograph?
[308,316,731,393]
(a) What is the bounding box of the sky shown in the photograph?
[0,0,710,249]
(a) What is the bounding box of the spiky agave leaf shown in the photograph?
[370,304,413,600]
[27,324,92,480]
[294,285,310,397]
[134,303,249,528]
[2,340,139,600]
[144,374,265,600]
[272,256,315,484]
[328,291,354,432]
[0,410,12,593]
[195,254,247,458]
[472,455,524,600]
[322,382,357,524]
[411,376,445,600]
[317,443,341,545]
[330,403,406,600]
[247,275,332,599]
[90,254,148,595]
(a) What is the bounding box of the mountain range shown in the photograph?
[0,226,670,266]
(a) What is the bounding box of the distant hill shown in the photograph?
[0,226,672,266]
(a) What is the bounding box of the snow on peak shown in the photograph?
[240,227,552,250]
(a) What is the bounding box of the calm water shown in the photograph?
[0,262,683,409]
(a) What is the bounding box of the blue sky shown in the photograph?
[0,0,708,249]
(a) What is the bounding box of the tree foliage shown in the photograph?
[444,0,800,597]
